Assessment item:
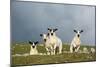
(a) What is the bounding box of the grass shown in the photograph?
[11,43,96,66]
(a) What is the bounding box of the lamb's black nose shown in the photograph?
[51,33,53,36]
[44,39,46,42]
[77,34,80,37]
[32,46,35,48]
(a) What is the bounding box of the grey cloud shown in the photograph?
[11,1,96,45]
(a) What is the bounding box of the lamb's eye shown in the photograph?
[50,29,52,32]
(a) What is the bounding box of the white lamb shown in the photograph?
[70,30,83,53]
[47,28,62,55]
[40,33,53,55]
[29,41,39,55]
[83,47,89,53]
[90,48,95,53]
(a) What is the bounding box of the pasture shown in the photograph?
[11,42,96,66]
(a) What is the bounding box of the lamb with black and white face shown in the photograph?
[28,41,39,55]
[70,29,83,53]
[40,34,48,43]
[47,28,58,37]
[73,30,83,38]
[47,28,62,55]
[40,33,53,55]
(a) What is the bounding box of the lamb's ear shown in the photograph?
[34,41,39,45]
[53,28,58,32]
[80,30,83,33]
[48,28,50,30]
[73,30,77,33]
[29,41,33,45]
[40,34,43,37]
[47,28,52,31]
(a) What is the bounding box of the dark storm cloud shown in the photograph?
[11,1,95,45]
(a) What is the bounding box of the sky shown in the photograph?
[11,1,96,45]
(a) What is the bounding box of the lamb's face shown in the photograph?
[40,34,48,42]
[77,31,80,37]
[74,30,83,37]
[47,28,58,36]
[32,43,35,48]
[29,41,38,48]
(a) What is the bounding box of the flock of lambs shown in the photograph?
[27,28,96,56]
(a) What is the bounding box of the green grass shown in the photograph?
[11,43,96,66]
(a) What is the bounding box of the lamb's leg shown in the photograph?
[46,48,50,55]
[53,50,55,55]
[58,48,62,54]
[49,46,53,55]
[58,44,62,54]
[70,45,73,53]
[75,45,80,52]
[53,44,57,55]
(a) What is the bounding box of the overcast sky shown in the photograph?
[11,1,96,45]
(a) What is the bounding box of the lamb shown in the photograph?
[70,30,83,53]
[83,47,89,53]
[47,28,62,55]
[28,41,39,55]
[90,48,95,53]
[40,33,53,55]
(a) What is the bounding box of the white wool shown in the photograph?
[90,48,95,53]
[70,30,82,53]
[72,35,81,47]
[41,32,62,55]
[83,47,88,53]
[30,46,38,55]
[41,34,53,55]
[48,32,62,55]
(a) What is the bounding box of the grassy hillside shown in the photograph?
[11,43,96,66]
